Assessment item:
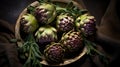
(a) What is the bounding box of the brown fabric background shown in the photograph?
[0,0,120,67]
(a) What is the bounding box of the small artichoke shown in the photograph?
[34,3,56,24]
[44,43,65,63]
[56,13,74,32]
[20,14,38,33]
[75,14,96,36]
[35,26,57,44]
[61,31,83,52]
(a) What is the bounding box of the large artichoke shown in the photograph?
[75,14,96,36]
[44,43,65,63]
[35,25,57,45]
[61,31,83,52]
[34,3,56,24]
[56,13,74,32]
[20,14,39,33]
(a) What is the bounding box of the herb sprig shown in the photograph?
[18,34,43,67]
[84,39,109,66]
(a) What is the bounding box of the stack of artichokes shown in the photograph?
[20,0,96,64]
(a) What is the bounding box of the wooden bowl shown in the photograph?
[15,0,87,66]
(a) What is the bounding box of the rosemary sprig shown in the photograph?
[27,6,36,15]
[84,39,109,66]
[55,0,88,18]
[18,34,43,67]
[65,0,73,8]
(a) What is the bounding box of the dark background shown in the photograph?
[0,0,110,24]
[0,0,36,24]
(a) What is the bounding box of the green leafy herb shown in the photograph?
[55,0,88,18]
[56,6,67,14]
[18,34,43,67]
[27,6,36,15]
[84,39,109,66]
[65,0,73,9]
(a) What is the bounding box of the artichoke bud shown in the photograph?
[56,13,74,32]
[34,3,56,24]
[35,26,57,44]
[61,31,83,52]
[44,43,65,63]
[20,14,38,33]
[75,14,96,36]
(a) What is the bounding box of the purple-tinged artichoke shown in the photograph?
[35,26,57,45]
[34,3,56,24]
[20,14,38,33]
[61,31,83,52]
[75,14,96,36]
[56,13,74,32]
[44,43,65,63]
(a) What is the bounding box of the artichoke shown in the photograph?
[20,14,38,33]
[44,43,65,63]
[61,31,83,52]
[34,3,56,24]
[56,13,74,32]
[35,26,57,45]
[75,14,96,36]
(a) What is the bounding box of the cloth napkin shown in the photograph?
[0,20,22,67]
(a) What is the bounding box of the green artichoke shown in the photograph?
[34,3,56,24]
[44,43,65,63]
[61,31,83,52]
[35,25,57,45]
[56,13,74,32]
[20,14,39,33]
[75,14,96,36]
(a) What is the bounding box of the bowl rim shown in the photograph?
[15,0,87,66]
